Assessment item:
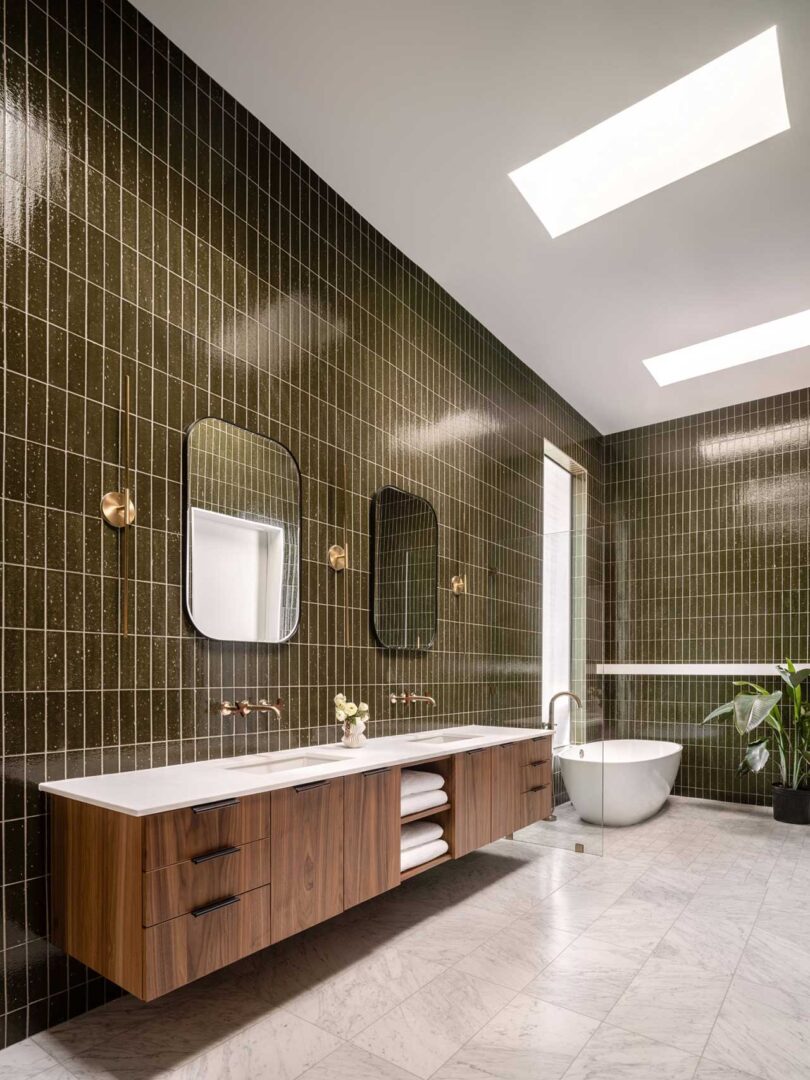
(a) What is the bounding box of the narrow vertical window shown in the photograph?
[543,456,573,748]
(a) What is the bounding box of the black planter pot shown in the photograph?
[772,784,810,825]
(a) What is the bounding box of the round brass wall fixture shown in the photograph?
[328,543,347,571]
[450,574,466,595]
[101,491,136,528]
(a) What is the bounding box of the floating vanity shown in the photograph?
[41,725,552,1000]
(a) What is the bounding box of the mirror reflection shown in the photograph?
[372,485,438,650]
[185,418,300,642]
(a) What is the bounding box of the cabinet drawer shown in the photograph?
[143,883,272,1000]
[143,838,272,926]
[143,792,271,871]
[518,737,551,767]
[522,758,552,789]
[519,784,552,828]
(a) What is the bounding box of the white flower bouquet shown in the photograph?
[335,694,369,748]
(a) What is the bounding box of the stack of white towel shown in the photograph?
[400,770,449,871]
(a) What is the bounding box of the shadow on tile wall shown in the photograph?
[603,390,810,804]
[0,0,603,1047]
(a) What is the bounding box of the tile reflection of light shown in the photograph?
[699,420,809,462]
[407,409,501,451]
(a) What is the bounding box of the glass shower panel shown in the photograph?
[512,523,605,857]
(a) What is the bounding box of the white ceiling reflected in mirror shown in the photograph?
[185,418,301,643]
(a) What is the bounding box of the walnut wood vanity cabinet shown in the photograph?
[343,767,400,908]
[270,778,344,942]
[48,733,552,1002]
[50,791,274,1001]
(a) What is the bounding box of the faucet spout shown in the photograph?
[546,690,582,732]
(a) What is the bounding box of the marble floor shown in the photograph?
[4,796,809,1080]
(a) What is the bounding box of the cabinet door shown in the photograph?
[491,743,522,840]
[454,747,493,856]
[271,779,344,943]
[344,767,400,908]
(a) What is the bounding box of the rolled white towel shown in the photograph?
[401,788,448,818]
[401,821,444,852]
[401,770,445,798]
[401,838,449,873]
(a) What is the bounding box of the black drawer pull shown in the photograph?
[466,747,488,755]
[191,846,240,865]
[294,780,330,793]
[531,737,543,742]
[530,759,550,767]
[191,895,240,918]
[364,768,391,777]
[527,784,549,793]
[191,798,239,815]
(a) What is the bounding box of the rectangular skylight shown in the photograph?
[642,307,810,386]
[509,26,789,238]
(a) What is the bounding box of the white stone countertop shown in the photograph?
[39,725,551,816]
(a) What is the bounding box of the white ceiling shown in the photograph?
[134,0,810,433]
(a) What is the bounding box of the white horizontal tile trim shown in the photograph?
[599,663,809,675]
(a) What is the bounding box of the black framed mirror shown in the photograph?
[185,418,301,642]
[371,485,438,650]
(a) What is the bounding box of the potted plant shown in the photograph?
[703,659,810,824]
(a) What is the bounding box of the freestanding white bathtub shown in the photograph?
[558,739,682,826]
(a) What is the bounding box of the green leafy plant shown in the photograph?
[703,659,810,789]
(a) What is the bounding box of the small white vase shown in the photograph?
[342,718,367,748]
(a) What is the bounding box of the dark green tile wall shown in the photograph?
[604,389,810,804]
[0,0,602,1047]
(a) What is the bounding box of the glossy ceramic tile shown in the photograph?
[0,0,604,1047]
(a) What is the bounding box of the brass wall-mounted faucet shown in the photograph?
[390,691,437,707]
[220,697,285,720]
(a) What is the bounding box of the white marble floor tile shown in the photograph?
[351,968,514,1079]
[0,1039,74,1080]
[165,1008,341,1080]
[564,1023,700,1080]
[302,1043,420,1080]
[695,1060,763,1080]
[526,883,619,934]
[704,975,810,1080]
[652,907,753,976]
[279,943,445,1038]
[580,896,682,954]
[524,937,648,1020]
[396,898,512,967]
[432,994,599,1079]
[606,958,731,1054]
[454,916,576,990]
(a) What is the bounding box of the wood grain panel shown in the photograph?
[143,837,272,926]
[50,796,145,998]
[454,748,493,857]
[491,742,522,840]
[518,736,552,767]
[143,884,272,999]
[270,779,344,943]
[143,792,271,871]
[518,783,552,828]
[344,768,399,909]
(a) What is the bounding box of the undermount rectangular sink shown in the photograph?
[221,754,344,775]
[410,734,478,745]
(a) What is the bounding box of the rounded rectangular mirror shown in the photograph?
[371,485,438,650]
[185,418,301,642]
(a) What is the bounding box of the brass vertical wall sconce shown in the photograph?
[327,461,350,644]
[101,374,136,635]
